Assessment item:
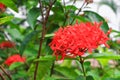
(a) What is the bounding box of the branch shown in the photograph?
[0,65,12,80]
[39,0,44,22]
[0,73,5,80]
[34,0,56,80]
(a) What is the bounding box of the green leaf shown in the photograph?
[86,75,94,80]
[44,76,55,80]
[28,61,53,80]
[75,16,89,22]
[65,5,78,12]
[19,30,39,55]
[61,60,72,68]
[45,33,54,38]
[35,55,78,62]
[12,70,28,79]
[6,28,24,40]
[76,75,94,80]
[85,53,120,60]
[52,1,64,14]
[26,0,39,10]
[0,0,18,12]
[84,11,109,33]
[55,66,79,79]
[84,61,91,72]
[9,62,23,70]
[105,78,120,80]
[112,29,120,33]
[36,61,53,80]
[0,16,14,25]
[27,8,40,29]
[76,75,85,80]
[34,55,55,62]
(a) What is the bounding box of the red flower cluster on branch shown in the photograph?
[5,54,25,66]
[0,41,15,49]
[49,22,111,60]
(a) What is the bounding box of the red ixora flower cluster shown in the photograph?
[5,54,25,66]
[49,22,111,60]
[0,41,15,49]
[0,2,6,12]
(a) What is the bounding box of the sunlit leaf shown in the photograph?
[45,33,54,38]
[85,53,120,60]
[0,16,14,25]
[34,55,55,62]
[9,62,23,70]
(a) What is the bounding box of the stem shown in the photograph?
[33,0,56,80]
[0,65,12,80]
[79,56,86,79]
[0,73,5,80]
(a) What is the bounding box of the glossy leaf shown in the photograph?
[27,8,40,29]
[28,61,53,80]
[84,61,91,72]
[84,11,109,33]
[86,75,94,80]
[76,75,85,80]
[19,30,39,55]
[0,0,18,12]
[0,16,14,25]
[55,66,79,79]
[85,53,120,60]
[12,70,28,80]
[76,75,94,80]
[45,33,54,38]
[6,28,24,40]
[35,55,78,62]
[34,55,55,62]
[9,62,23,70]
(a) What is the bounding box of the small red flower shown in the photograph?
[4,54,25,66]
[0,41,15,49]
[0,3,6,12]
[49,22,111,60]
